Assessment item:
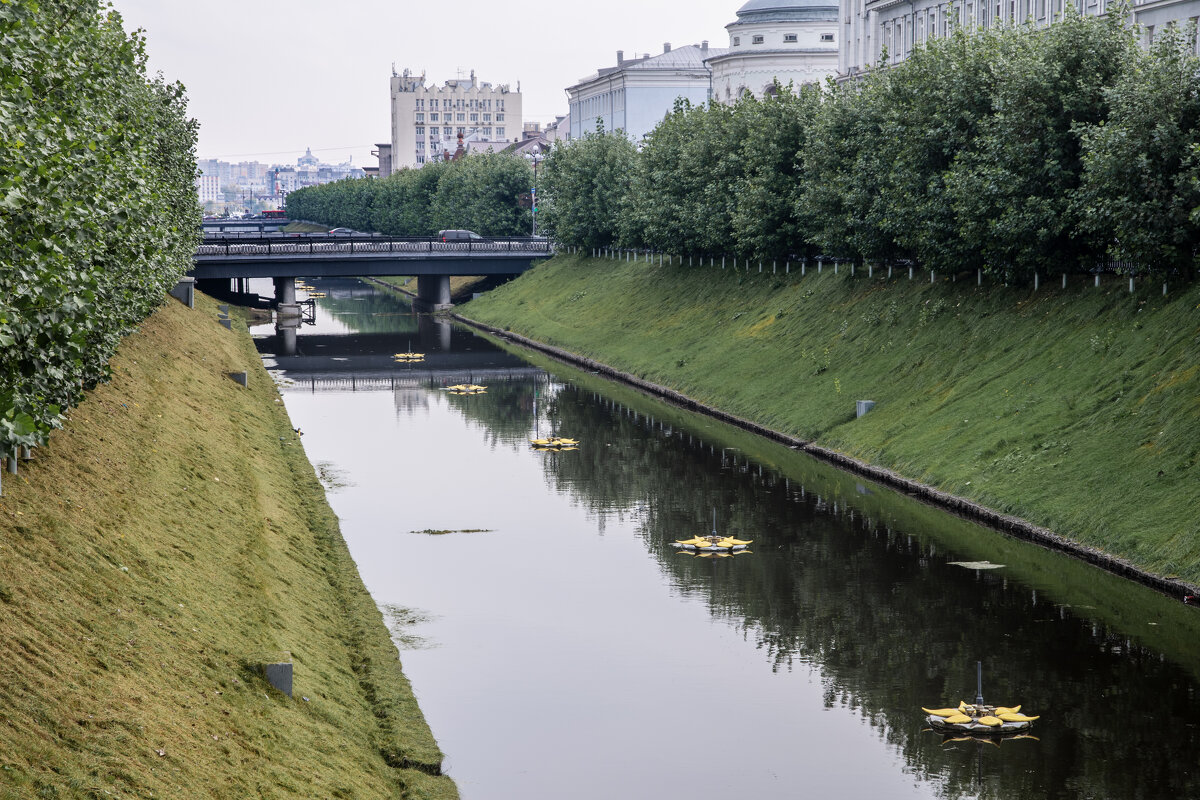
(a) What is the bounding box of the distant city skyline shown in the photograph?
[107,0,738,168]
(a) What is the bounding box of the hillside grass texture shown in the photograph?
[464,253,1200,584]
[0,293,456,800]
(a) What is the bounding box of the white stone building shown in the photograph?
[566,43,727,142]
[707,0,840,102]
[841,0,1200,76]
[390,69,523,169]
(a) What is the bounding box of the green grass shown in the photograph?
[463,253,1200,584]
[0,294,457,799]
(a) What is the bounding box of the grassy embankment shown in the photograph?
[0,293,456,799]
[463,252,1200,585]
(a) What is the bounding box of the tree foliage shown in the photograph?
[538,127,637,248]
[0,0,201,454]
[285,153,532,238]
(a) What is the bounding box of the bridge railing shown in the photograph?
[195,237,553,257]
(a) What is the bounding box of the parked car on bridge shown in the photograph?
[438,229,484,242]
[328,227,353,235]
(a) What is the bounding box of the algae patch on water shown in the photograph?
[410,528,493,535]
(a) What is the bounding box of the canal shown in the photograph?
[253,278,1200,800]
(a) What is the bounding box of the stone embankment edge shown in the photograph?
[450,312,1200,601]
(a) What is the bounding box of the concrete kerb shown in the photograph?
[449,310,1200,602]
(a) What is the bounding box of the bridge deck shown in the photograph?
[192,237,552,279]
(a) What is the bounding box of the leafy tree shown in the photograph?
[732,83,823,261]
[0,0,200,454]
[943,7,1138,277]
[538,128,637,248]
[429,153,532,236]
[1078,22,1200,275]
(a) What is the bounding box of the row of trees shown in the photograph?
[0,1,201,456]
[539,8,1200,279]
[285,152,534,237]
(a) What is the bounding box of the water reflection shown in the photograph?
[260,279,1200,800]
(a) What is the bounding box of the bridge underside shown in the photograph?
[189,254,539,281]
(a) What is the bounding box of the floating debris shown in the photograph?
[948,561,1005,570]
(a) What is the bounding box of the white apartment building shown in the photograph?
[566,43,727,142]
[197,173,222,204]
[707,0,839,102]
[390,69,523,169]
[841,0,1200,76]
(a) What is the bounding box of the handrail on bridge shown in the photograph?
[195,236,552,258]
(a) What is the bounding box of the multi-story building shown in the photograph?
[197,173,222,204]
[707,0,839,101]
[390,69,523,169]
[841,0,1200,76]
[566,43,726,141]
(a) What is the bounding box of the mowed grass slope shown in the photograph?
[0,294,456,800]
[465,254,1200,583]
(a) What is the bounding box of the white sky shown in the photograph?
[107,0,739,168]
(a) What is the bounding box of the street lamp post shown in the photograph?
[524,144,544,237]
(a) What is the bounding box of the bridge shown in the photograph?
[201,218,290,233]
[192,233,552,309]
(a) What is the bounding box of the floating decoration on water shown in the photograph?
[671,509,752,553]
[393,352,425,363]
[947,560,1005,570]
[530,436,578,449]
[445,384,487,394]
[923,662,1039,737]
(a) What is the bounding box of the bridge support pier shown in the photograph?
[416,275,452,310]
[274,277,302,319]
[275,316,299,357]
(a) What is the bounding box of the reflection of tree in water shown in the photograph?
[442,378,545,447]
[462,380,1200,800]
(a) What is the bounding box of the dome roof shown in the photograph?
[735,0,836,20]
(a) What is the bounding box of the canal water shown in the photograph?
[253,278,1200,800]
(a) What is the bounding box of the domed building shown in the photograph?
[705,0,838,102]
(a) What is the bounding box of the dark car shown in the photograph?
[438,229,484,242]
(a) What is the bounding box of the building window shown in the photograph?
[470,113,478,122]
[733,36,740,45]
[431,113,439,122]
[784,33,798,42]
[415,113,424,122]
[417,155,425,163]
[497,127,505,138]
[483,127,492,136]
[752,35,764,43]
[483,113,491,122]
[498,99,505,110]
[444,127,452,135]
[496,113,504,122]
[821,33,834,41]
[457,113,465,122]
[416,126,425,135]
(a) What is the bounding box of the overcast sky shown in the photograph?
[107,0,739,168]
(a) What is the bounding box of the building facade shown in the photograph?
[390,69,523,169]
[706,0,839,102]
[566,43,726,141]
[841,0,1200,76]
